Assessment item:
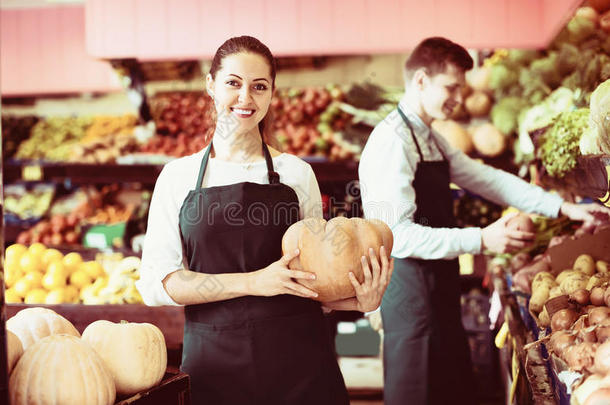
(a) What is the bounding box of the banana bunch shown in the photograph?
[80,254,143,305]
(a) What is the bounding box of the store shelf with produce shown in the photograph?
[2,158,359,186]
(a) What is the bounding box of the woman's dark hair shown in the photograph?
[209,36,280,150]
[405,37,473,79]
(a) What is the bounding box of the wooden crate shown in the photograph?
[115,372,190,405]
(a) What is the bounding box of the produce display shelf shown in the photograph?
[3,159,359,185]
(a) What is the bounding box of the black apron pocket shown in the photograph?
[181,321,255,405]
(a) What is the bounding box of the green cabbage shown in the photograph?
[540,108,590,178]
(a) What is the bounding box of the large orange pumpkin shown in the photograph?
[282,217,393,302]
[9,334,115,405]
[7,307,80,349]
[82,320,167,396]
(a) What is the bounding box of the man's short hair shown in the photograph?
[405,37,473,79]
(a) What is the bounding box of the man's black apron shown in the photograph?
[178,142,349,405]
[380,107,475,405]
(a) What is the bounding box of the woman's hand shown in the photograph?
[349,246,394,313]
[247,249,319,299]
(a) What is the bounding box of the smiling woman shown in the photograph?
[137,35,392,405]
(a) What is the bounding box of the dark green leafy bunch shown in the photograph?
[539,108,590,178]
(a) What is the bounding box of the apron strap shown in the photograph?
[397,106,448,163]
[195,143,213,189]
[262,142,280,184]
[397,106,425,162]
[195,141,280,188]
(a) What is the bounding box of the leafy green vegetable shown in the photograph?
[539,108,590,178]
[489,64,519,94]
[490,97,528,135]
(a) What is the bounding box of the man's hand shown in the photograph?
[560,202,610,232]
[481,212,536,254]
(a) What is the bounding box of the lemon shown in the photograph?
[5,267,24,289]
[5,288,22,303]
[19,252,43,274]
[4,255,21,273]
[81,261,105,279]
[41,249,63,269]
[24,271,44,289]
[13,278,33,298]
[45,288,67,304]
[24,288,47,304]
[64,285,79,303]
[47,261,68,279]
[69,270,92,290]
[5,244,27,262]
[63,252,83,274]
[27,242,47,258]
[42,271,67,290]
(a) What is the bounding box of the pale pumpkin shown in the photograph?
[7,330,23,375]
[282,217,393,302]
[9,334,115,405]
[82,320,167,396]
[7,307,80,349]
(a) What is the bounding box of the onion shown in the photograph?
[604,288,610,307]
[591,287,606,306]
[596,326,610,343]
[548,330,577,356]
[589,307,610,325]
[564,342,599,372]
[595,341,610,375]
[571,289,591,305]
[552,309,580,331]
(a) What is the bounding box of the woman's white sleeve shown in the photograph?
[136,166,185,306]
[300,165,324,219]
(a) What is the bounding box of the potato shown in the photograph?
[587,273,610,290]
[539,307,551,327]
[532,271,556,292]
[556,270,579,284]
[574,254,595,276]
[549,285,563,299]
[560,272,590,295]
[598,260,609,273]
[529,283,553,313]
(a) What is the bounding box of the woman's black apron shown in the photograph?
[178,142,349,405]
[380,107,475,405]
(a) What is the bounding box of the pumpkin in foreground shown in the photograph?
[6,330,23,375]
[9,334,115,405]
[82,320,167,396]
[281,217,393,302]
[6,307,80,349]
